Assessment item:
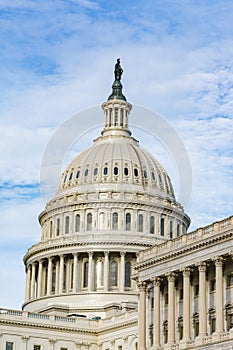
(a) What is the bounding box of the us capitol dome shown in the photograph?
[23,60,190,316]
[2,60,233,350]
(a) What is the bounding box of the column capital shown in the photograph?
[212,256,225,266]
[196,262,207,271]
[104,251,109,256]
[120,251,126,256]
[166,272,176,282]
[137,281,147,291]
[181,267,191,277]
[88,251,94,257]
[73,252,79,258]
[151,277,161,287]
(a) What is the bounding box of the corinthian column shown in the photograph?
[30,263,36,300]
[25,265,31,301]
[73,253,79,292]
[59,255,64,294]
[197,262,207,336]
[182,268,191,342]
[47,257,53,295]
[88,252,94,292]
[37,260,43,297]
[120,251,126,291]
[104,251,109,291]
[167,273,176,344]
[152,277,161,348]
[213,256,224,333]
[138,282,147,350]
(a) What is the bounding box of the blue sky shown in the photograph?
[0,0,233,308]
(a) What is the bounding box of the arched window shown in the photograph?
[75,214,80,232]
[63,263,67,292]
[177,223,180,236]
[96,260,104,288]
[49,221,53,238]
[124,167,129,176]
[93,167,98,176]
[126,213,131,231]
[163,320,168,344]
[150,216,155,234]
[114,108,118,126]
[83,261,89,288]
[160,217,164,236]
[84,169,88,177]
[110,261,118,286]
[134,168,139,177]
[114,167,118,175]
[169,220,173,239]
[178,317,183,340]
[65,216,69,234]
[112,212,118,229]
[99,212,105,230]
[51,263,56,293]
[103,167,108,175]
[56,218,60,236]
[138,214,143,232]
[86,213,92,231]
[125,262,131,288]
[76,170,80,179]
[120,108,124,126]
[69,172,73,181]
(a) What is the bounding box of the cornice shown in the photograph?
[24,240,153,263]
[135,227,233,271]
[0,318,97,334]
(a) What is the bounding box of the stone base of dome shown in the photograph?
[22,292,138,318]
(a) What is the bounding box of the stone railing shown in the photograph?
[0,308,98,329]
[138,215,233,262]
[25,231,162,257]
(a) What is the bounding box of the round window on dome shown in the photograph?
[84,169,89,177]
[143,170,147,178]
[124,167,129,176]
[103,167,108,175]
[134,168,139,177]
[114,167,119,175]
[76,170,80,179]
[94,167,98,176]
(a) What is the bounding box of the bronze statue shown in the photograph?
[114,58,123,81]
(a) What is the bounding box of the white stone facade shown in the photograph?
[0,70,232,350]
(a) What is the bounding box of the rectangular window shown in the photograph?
[227,274,233,287]
[34,346,41,350]
[194,321,199,337]
[211,318,216,334]
[179,288,183,301]
[6,342,14,350]
[194,284,199,296]
[210,279,216,291]
[160,217,164,236]
[169,220,173,238]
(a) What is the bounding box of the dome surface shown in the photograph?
[58,133,175,200]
